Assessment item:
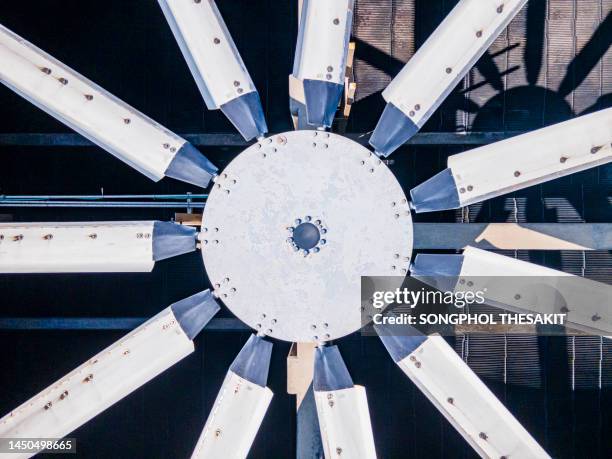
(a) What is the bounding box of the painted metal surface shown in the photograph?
[411,108,612,212]
[371,0,527,155]
[456,247,612,336]
[158,0,266,140]
[201,131,412,342]
[158,0,257,110]
[191,372,272,459]
[293,0,353,86]
[313,346,376,459]
[292,0,354,127]
[0,221,195,273]
[314,386,376,459]
[0,295,218,458]
[191,336,273,459]
[0,24,216,185]
[392,335,550,458]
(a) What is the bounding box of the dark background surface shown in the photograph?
[0,0,611,458]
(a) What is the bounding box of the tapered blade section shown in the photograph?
[446,247,612,336]
[0,292,218,456]
[313,346,376,459]
[0,221,196,273]
[411,109,612,212]
[191,335,273,459]
[158,0,267,140]
[170,289,220,340]
[0,23,217,185]
[370,0,527,156]
[378,331,550,458]
[292,0,354,128]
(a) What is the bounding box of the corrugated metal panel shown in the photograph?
[572,336,604,389]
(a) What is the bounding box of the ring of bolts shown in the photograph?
[286,216,327,257]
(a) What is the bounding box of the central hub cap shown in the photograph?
[201,130,413,343]
[293,222,320,249]
[288,218,327,255]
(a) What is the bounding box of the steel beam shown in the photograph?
[0,219,608,249]
[0,317,248,331]
[0,132,524,148]
[0,194,208,200]
[0,200,205,208]
[413,223,612,251]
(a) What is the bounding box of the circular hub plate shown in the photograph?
[202,131,413,342]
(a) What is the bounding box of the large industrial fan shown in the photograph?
[0,0,610,458]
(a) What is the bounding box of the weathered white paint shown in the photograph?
[314,385,376,459]
[450,109,612,207]
[457,246,612,336]
[191,371,272,459]
[383,0,526,127]
[0,24,187,181]
[201,131,413,342]
[293,0,354,85]
[158,0,256,109]
[397,335,550,458]
[0,222,155,273]
[0,307,194,459]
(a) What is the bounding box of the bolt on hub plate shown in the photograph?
[202,130,413,342]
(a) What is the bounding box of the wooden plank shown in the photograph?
[287,342,316,408]
[174,212,203,226]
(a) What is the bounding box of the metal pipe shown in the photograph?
[0,200,205,208]
[0,317,248,331]
[0,194,208,200]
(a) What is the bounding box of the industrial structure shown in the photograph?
[0,0,610,458]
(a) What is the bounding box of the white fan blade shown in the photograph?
[0,291,219,458]
[291,0,354,128]
[158,0,267,141]
[376,326,550,458]
[369,0,527,157]
[0,24,217,187]
[191,335,273,459]
[411,108,612,212]
[313,345,376,459]
[412,247,612,337]
[0,221,196,273]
